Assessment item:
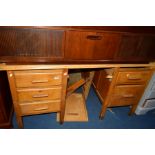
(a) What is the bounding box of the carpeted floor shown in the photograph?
[12,87,155,129]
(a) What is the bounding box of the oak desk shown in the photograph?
[0,63,155,128]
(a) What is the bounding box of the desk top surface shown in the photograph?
[0,63,155,71]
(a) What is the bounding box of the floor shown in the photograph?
[12,87,155,129]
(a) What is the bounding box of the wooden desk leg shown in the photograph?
[82,71,95,100]
[60,69,68,124]
[16,115,23,128]
[99,105,107,119]
[129,104,137,116]
[7,71,24,128]
[99,99,109,119]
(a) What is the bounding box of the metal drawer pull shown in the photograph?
[53,76,60,80]
[122,94,134,98]
[32,94,49,98]
[34,106,49,111]
[32,80,48,83]
[86,35,102,40]
[126,74,141,80]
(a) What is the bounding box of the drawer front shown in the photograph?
[65,31,121,60]
[20,100,61,115]
[14,70,63,88]
[116,71,150,84]
[109,96,137,107]
[17,87,62,102]
[109,85,144,106]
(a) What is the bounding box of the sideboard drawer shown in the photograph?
[14,70,63,88]
[17,87,62,102]
[20,100,61,115]
[116,70,150,85]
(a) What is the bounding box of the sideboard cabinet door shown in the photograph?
[138,35,155,61]
[65,30,121,60]
[115,34,141,60]
[115,34,155,62]
[0,27,65,60]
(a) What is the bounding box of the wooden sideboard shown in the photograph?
[0,26,155,63]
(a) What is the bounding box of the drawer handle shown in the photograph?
[32,94,49,98]
[106,75,113,79]
[126,74,141,80]
[34,106,49,111]
[32,80,48,83]
[86,35,102,40]
[53,76,60,80]
[122,94,134,98]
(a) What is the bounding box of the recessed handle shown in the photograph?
[86,35,102,40]
[32,94,49,98]
[32,80,48,83]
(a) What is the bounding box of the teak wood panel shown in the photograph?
[65,30,121,60]
[0,27,155,63]
[138,35,155,59]
[115,34,155,61]
[116,34,141,58]
[0,27,65,58]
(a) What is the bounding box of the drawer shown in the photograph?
[14,70,63,88]
[116,70,150,85]
[20,100,61,115]
[17,87,62,102]
[108,85,144,106]
[109,96,137,107]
